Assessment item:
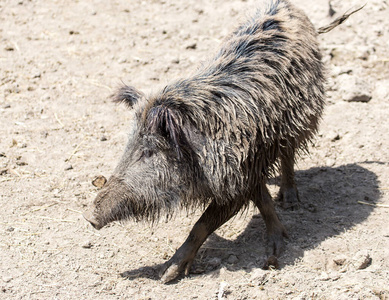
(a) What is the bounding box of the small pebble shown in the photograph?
[2,276,13,283]
[186,43,197,50]
[64,164,73,171]
[305,203,317,213]
[352,251,371,270]
[100,136,107,141]
[263,255,279,269]
[328,131,341,142]
[208,257,222,268]
[82,242,93,249]
[333,257,347,266]
[374,80,389,100]
[338,251,372,272]
[227,254,239,264]
[92,175,107,188]
[328,2,336,17]
[348,93,371,103]
[317,271,340,281]
[338,75,372,103]
[325,158,336,167]
[41,94,51,101]
[250,268,267,285]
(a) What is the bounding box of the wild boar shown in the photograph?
[83,0,361,283]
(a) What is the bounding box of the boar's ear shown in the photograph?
[113,85,144,109]
[147,105,184,158]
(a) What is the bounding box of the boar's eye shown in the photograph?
[141,149,153,159]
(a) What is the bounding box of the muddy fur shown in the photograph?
[91,0,325,228]
[81,0,363,283]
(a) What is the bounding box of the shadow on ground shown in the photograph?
[121,163,380,282]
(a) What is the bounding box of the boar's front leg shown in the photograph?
[160,200,244,283]
[253,181,288,268]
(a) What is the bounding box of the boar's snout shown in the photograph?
[83,210,103,230]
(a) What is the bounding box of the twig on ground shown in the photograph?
[358,201,389,208]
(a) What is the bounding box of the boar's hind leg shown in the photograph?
[277,148,300,210]
[160,200,244,283]
[254,181,288,268]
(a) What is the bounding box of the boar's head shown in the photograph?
[83,85,205,230]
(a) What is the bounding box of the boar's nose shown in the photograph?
[83,210,103,230]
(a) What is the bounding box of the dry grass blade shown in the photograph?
[0,178,14,183]
[35,216,77,223]
[66,208,83,214]
[20,203,57,216]
[54,113,65,127]
[85,229,101,237]
[87,79,112,91]
[65,139,86,162]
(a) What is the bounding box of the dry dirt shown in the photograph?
[1,0,389,299]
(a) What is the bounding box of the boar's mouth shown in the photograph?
[83,210,104,230]
[83,176,133,230]
[83,175,179,229]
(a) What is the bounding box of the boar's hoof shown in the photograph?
[277,186,300,210]
[263,255,279,270]
[261,231,287,269]
[159,256,194,283]
[160,264,181,283]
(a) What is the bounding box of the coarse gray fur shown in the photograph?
[84,0,360,283]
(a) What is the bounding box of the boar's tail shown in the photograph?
[317,4,365,34]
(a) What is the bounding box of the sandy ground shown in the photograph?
[1,0,389,299]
